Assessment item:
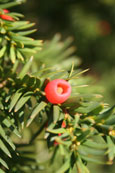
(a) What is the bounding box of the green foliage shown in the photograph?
[0,0,115,173]
[0,1,42,64]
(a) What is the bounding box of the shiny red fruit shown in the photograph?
[61,121,66,128]
[3,9,9,13]
[44,79,71,104]
[0,14,14,21]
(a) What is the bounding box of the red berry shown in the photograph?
[58,133,61,136]
[61,121,66,128]
[0,9,14,21]
[44,79,71,104]
[3,9,9,13]
[97,20,111,36]
[0,14,14,21]
[54,141,59,146]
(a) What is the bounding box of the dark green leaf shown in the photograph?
[106,136,115,161]
[0,46,6,58]
[0,168,5,173]
[83,140,107,149]
[95,105,115,122]
[10,45,16,63]
[0,125,15,150]
[78,145,106,156]
[26,101,47,127]
[56,159,70,173]
[18,56,33,79]
[0,1,22,9]
[47,128,66,134]
[17,29,37,36]
[9,88,23,112]
[14,91,33,112]
[0,139,11,158]
[0,158,9,169]
[53,105,60,124]
[80,155,106,165]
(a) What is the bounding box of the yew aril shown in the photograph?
[44,79,71,104]
[3,9,9,13]
[0,9,14,21]
[0,14,14,21]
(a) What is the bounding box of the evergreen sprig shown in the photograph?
[0,0,42,64]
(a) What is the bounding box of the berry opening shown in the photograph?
[57,83,69,94]
[57,87,63,94]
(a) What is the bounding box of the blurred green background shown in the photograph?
[15,0,115,172]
